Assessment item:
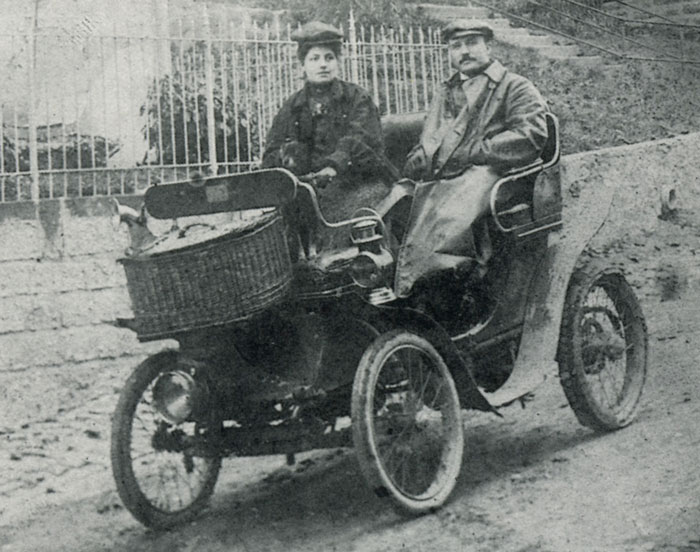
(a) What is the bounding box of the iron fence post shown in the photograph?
[202,3,218,176]
[29,0,40,200]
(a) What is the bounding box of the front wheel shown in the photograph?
[558,258,648,431]
[352,330,464,515]
[111,350,222,529]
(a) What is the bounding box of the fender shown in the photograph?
[483,172,616,407]
[373,304,498,414]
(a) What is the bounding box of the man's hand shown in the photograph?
[403,146,427,180]
[313,166,337,189]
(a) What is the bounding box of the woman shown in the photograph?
[262,21,396,253]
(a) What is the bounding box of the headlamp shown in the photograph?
[152,371,207,425]
[350,248,394,288]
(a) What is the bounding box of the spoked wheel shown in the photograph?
[352,330,464,515]
[111,350,222,529]
[559,257,648,431]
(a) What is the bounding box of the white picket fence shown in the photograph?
[0,10,448,202]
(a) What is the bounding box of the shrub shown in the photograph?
[250,0,436,29]
[140,43,257,171]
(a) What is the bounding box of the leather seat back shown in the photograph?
[381,112,425,172]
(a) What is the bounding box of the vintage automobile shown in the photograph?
[108,112,648,529]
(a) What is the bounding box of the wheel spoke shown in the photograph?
[133,412,155,435]
[428,380,447,410]
[173,462,185,509]
[131,451,158,463]
[112,357,223,528]
[604,357,625,391]
[400,453,409,491]
[368,340,461,501]
[597,369,615,407]
[404,348,420,392]
[416,367,433,405]
[561,269,647,431]
[381,418,415,465]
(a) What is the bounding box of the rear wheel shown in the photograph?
[559,258,648,431]
[111,351,222,529]
[352,330,464,515]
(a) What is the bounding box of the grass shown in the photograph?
[683,7,700,15]
[488,40,700,155]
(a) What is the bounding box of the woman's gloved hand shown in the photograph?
[312,166,337,189]
[280,140,310,174]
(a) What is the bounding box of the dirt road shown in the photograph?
[1,292,699,552]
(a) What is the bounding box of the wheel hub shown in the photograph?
[582,318,626,374]
[151,423,188,453]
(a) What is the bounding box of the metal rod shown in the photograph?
[360,24,368,90]
[601,0,700,28]
[419,27,429,110]
[125,34,138,191]
[408,27,419,112]
[526,0,682,60]
[253,21,265,164]
[112,23,125,193]
[177,18,190,179]
[202,4,218,175]
[165,26,177,181]
[100,35,112,192]
[139,35,151,189]
[230,21,242,169]
[191,26,203,169]
[469,0,625,58]
[370,26,380,108]
[381,26,391,114]
[0,81,4,199]
[44,75,52,198]
[28,2,39,200]
[241,19,253,165]
[220,23,230,174]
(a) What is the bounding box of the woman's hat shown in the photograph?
[291,21,344,46]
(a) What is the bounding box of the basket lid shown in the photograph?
[123,211,280,259]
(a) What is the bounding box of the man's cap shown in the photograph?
[442,19,495,42]
[291,21,344,46]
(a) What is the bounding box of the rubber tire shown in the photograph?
[558,257,648,431]
[111,350,222,529]
[352,330,464,515]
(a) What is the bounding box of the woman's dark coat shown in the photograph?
[262,79,390,180]
[262,79,393,250]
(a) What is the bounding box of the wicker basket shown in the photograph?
[120,213,292,340]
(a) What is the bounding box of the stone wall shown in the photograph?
[0,196,170,422]
[2,132,700,423]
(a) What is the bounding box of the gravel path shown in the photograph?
[1,296,699,552]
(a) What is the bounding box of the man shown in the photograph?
[395,19,549,297]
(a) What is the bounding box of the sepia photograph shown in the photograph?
[0,0,699,550]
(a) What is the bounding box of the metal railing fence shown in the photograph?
[472,0,700,64]
[0,11,448,203]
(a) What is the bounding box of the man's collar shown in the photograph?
[447,59,506,85]
[483,60,506,82]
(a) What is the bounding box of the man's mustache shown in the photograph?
[460,56,474,63]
